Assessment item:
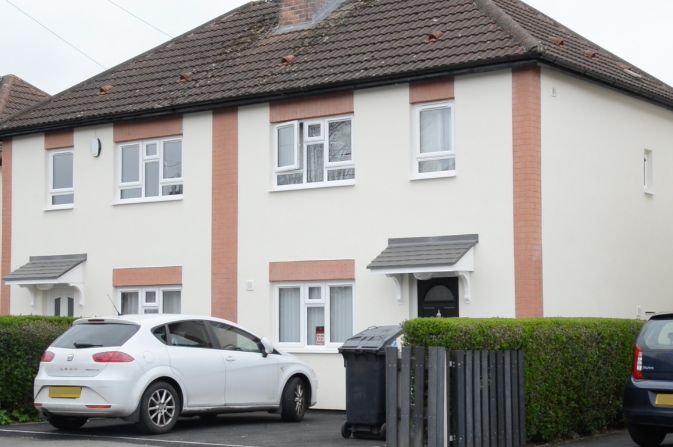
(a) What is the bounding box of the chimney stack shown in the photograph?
[278,0,343,31]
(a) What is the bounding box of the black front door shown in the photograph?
[417,277,459,318]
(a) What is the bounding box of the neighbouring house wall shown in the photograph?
[9,112,213,316]
[237,70,516,409]
[541,67,673,318]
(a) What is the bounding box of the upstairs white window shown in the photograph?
[412,102,455,178]
[120,287,181,315]
[48,150,74,207]
[273,116,354,189]
[275,282,354,350]
[118,138,183,201]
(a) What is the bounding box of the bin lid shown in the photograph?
[338,325,402,353]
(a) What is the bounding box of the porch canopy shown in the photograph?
[4,253,87,307]
[367,235,478,303]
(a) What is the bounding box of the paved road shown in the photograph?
[1,412,672,447]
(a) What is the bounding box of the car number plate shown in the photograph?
[655,394,673,407]
[48,387,81,399]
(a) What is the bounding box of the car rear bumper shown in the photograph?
[624,377,673,428]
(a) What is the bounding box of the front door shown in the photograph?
[47,286,76,317]
[417,277,459,318]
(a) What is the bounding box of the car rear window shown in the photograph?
[638,319,673,350]
[52,323,140,349]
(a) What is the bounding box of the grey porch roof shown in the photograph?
[367,234,478,270]
[4,254,87,282]
[1,0,673,136]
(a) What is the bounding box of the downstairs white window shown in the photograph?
[275,282,354,349]
[273,116,354,189]
[119,287,181,314]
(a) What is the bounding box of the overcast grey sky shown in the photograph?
[0,0,672,95]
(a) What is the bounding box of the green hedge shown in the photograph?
[0,316,74,419]
[403,317,643,443]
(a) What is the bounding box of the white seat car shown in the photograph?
[34,315,318,434]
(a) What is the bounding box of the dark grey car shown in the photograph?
[624,313,673,446]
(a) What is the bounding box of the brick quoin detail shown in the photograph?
[269,260,355,282]
[270,91,353,123]
[279,0,330,27]
[512,65,543,318]
[112,267,182,287]
[1,139,11,315]
[45,129,74,150]
[113,115,182,143]
[212,109,238,322]
[409,77,454,104]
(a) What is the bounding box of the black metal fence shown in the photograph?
[385,347,525,447]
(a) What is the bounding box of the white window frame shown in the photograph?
[117,137,183,203]
[273,281,355,353]
[411,101,455,180]
[118,286,182,315]
[272,115,355,191]
[644,148,654,195]
[47,149,74,209]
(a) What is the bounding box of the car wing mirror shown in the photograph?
[260,337,274,357]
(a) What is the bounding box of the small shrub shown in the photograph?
[402,317,643,443]
[0,316,74,423]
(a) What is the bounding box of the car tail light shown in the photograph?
[633,345,643,380]
[92,351,134,363]
[40,351,55,362]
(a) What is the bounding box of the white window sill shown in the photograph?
[278,346,341,354]
[44,204,74,212]
[644,189,655,196]
[410,170,456,181]
[270,180,355,192]
[113,195,183,206]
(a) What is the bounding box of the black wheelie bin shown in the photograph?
[338,325,402,440]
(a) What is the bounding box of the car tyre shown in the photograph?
[280,377,307,422]
[628,423,666,447]
[135,381,180,434]
[47,415,87,430]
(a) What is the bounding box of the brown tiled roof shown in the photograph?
[1,0,671,136]
[0,75,50,123]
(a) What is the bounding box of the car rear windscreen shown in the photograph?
[52,323,140,349]
[638,319,673,350]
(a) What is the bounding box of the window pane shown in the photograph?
[307,307,325,346]
[163,141,182,179]
[145,161,159,197]
[144,308,159,314]
[308,286,322,300]
[52,152,73,189]
[277,125,296,168]
[121,188,142,199]
[307,123,321,138]
[146,143,157,157]
[328,120,352,162]
[306,143,324,183]
[420,107,450,153]
[52,323,140,348]
[279,288,300,343]
[163,290,181,313]
[121,145,140,182]
[67,297,74,317]
[418,157,455,173]
[145,290,157,304]
[330,286,353,343]
[277,173,303,186]
[162,184,183,196]
[327,168,354,181]
[52,194,74,205]
[153,325,167,344]
[54,297,61,317]
[121,291,139,315]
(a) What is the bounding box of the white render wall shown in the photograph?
[541,67,673,318]
[9,112,213,317]
[237,71,517,409]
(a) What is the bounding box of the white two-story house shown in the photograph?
[1,0,673,408]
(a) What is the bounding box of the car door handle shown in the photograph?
[225,356,236,362]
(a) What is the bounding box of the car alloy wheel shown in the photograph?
[136,381,180,434]
[294,382,305,415]
[281,377,307,422]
